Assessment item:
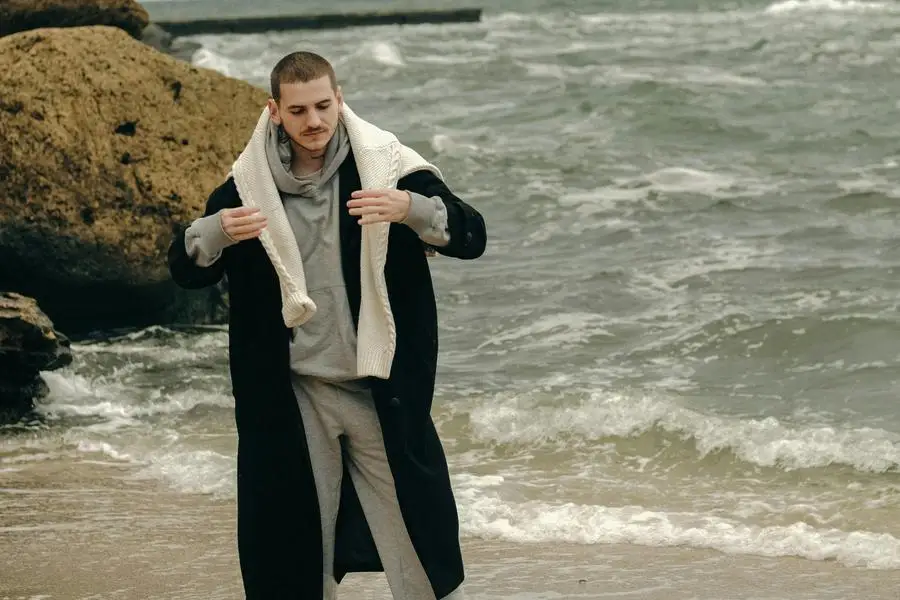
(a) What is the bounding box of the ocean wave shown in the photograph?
[765,0,893,14]
[548,169,777,227]
[633,312,900,364]
[72,326,226,362]
[468,392,900,473]
[74,439,136,463]
[128,445,235,496]
[487,2,896,34]
[457,487,900,569]
[66,435,235,496]
[39,390,233,421]
[624,166,738,196]
[38,371,232,423]
[366,41,405,67]
[475,312,615,353]
[2,426,235,497]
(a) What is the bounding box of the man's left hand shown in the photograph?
[348,189,411,225]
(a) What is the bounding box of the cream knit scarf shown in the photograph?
[229,104,442,380]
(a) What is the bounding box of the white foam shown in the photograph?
[492,3,893,34]
[40,390,231,421]
[429,133,483,156]
[765,0,892,13]
[456,489,900,569]
[192,47,236,76]
[557,188,648,212]
[485,12,537,25]
[657,237,786,285]
[38,371,231,424]
[555,171,773,225]
[68,433,234,496]
[72,342,209,361]
[476,312,614,353]
[578,11,741,26]
[368,41,405,67]
[595,65,768,89]
[430,134,454,154]
[522,62,569,80]
[40,370,109,400]
[644,167,736,195]
[0,451,61,465]
[106,325,178,341]
[677,66,767,88]
[130,447,234,497]
[71,329,226,373]
[74,440,135,463]
[468,392,900,473]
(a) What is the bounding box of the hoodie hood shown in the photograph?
[265,118,350,198]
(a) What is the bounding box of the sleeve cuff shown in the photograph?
[402,192,450,247]
[184,212,238,267]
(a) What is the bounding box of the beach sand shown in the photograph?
[1,466,897,600]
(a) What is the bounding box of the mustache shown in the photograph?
[302,128,328,136]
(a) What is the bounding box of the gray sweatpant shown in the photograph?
[292,375,465,600]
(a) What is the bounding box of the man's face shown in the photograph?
[269,75,342,157]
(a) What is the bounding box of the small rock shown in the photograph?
[0,292,72,424]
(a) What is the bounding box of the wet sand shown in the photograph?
[1,468,898,599]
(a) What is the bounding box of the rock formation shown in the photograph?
[0,25,269,334]
[0,293,72,423]
[0,0,150,39]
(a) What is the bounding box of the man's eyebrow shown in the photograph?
[286,99,332,110]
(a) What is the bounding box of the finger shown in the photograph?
[231,229,264,241]
[358,213,389,225]
[225,206,261,218]
[347,197,388,208]
[225,215,267,227]
[351,189,392,199]
[228,223,267,236]
[348,205,387,216]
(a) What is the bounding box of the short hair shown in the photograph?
[269,51,338,102]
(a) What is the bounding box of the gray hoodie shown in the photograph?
[268,120,359,383]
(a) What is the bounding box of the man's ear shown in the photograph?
[335,86,344,108]
[267,98,281,124]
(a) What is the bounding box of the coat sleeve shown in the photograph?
[167,178,241,289]
[398,169,487,260]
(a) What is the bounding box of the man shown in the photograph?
[167,51,486,600]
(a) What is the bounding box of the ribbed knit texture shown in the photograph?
[229,104,441,379]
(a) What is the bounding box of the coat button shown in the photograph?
[465,231,473,246]
[389,396,401,408]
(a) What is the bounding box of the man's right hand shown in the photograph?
[220,207,267,242]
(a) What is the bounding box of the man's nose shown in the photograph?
[307,111,322,128]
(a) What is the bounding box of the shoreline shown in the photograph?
[1,472,899,600]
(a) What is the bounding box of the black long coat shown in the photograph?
[167,150,487,599]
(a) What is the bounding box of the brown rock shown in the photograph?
[0,292,72,423]
[0,26,268,334]
[0,0,150,38]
